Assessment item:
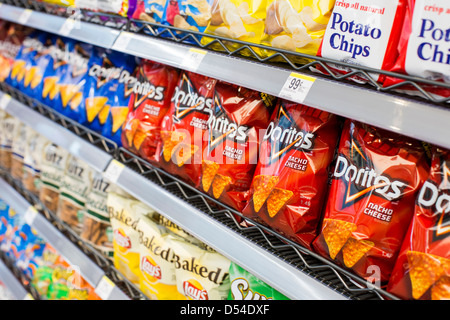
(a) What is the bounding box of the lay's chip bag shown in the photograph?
[387,146,450,300]
[138,215,185,300]
[201,82,274,211]
[132,0,168,27]
[261,0,335,62]
[108,191,156,285]
[242,100,340,249]
[168,236,231,300]
[312,119,430,283]
[79,47,137,146]
[156,71,217,187]
[122,59,179,162]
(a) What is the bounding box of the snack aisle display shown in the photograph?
[0,0,448,301]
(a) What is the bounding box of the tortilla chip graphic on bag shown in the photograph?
[431,276,450,300]
[30,73,43,89]
[322,219,357,260]
[252,175,279,213]
[70,92,83,110]
[85,97,108,123]
[111,107,129,133]
[175,144,199,167]
[266,188,293,218]
[24,67,39,88]
[42,76,59,99]
[60,84,80,107]
[98,105,110,125]
[49,84,61,100]
[407,251,448,300]
[132,128,147,151]
[11,60,26,79]
[212,174,233,199]
[202,160,220,192]
[161,131,187,162]
[342,237,374,268]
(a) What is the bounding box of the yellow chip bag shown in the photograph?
[202,0,267,56]
[261,0,335,62]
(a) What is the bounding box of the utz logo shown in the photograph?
[171,73,213,123]
[113,229,131,250]
[262,105,315,165]
[417,159,450,242]
[334,138,407,208]
[141,256,162,282]
[183,279,209,300]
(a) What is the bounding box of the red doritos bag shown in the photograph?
[242,100,341,250]
[387,147,450,300]
[156,71,217,187]
[383,0,450,100]
[122,59,179,162]
[312,119,430,283]
[200,82,275,211]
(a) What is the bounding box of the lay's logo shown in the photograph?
[141,256,162,282]
[114,228,131,250]
[183,279,209,300]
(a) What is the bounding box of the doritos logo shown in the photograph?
[417,160,450,241]
[113,229,131,249]
[141,256,162,281]
[183,279,209,300]
[88,61,132,89]
[131,79,166,108]
[262,106,315,164]
[171,73,213,122]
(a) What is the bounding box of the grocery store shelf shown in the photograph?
[0,258,31,299]
[0,3,120,48]
[0,178,130,300]
[0,91,113,173]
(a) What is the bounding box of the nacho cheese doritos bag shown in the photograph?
[261,0,335,62]
[312,119,430,283]
[122,59,179,162]
[242,100,340,249]
[201,82,274,211]
[387,147,450,300]
[317,0,407,84]
[383,0,450,100]
[156,71,217,187]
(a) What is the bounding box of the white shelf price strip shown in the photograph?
[95,276,116,300]
[279,73,316,104]
[17,9,32,25]
[0,94,11,110]
[24,206,38,226]
[180,48,207,72]
[103,160,125,184]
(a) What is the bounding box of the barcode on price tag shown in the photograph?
[180,48,207,72]
[103,160,124,183]
[18,9,32,25]
[24,206,38,226]
[279,73,316,104]
[95,276,115,300]
[0,94,11,110]
[59,18,76,36]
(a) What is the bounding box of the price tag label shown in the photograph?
[24,206,38,226]
[103,160,124,184]
[23,293,34,300]
[0,94,11,110]
[59,18,76,36]
[95,276,115,300]
[180,48,207,72]
[279,73,316,104]
[18,9,32,25]
[112,32,131,51]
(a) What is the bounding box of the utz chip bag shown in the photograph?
[261,0,335,61]
[0,113,20,171]
[138,214,185,300]
[168,236,231,300]
[387,147,450,300]
[108,192,156,284]
[22,130,50,196]
[10,120,26,181]
[201,0,266,55]
[312,119,430,283]
[53,41,92,120]
[156,71,217,186]
[242,100,340,249]
[80,171,115,260]
[79,47,137,146]
[121,59,179,162]
[228,262,289,300]
[39,143,70,214]
[57,155,93,234]
[201,82,274,211]
[383,0,450,100]
[316,0,407,84]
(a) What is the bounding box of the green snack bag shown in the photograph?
[228,262,290,300]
